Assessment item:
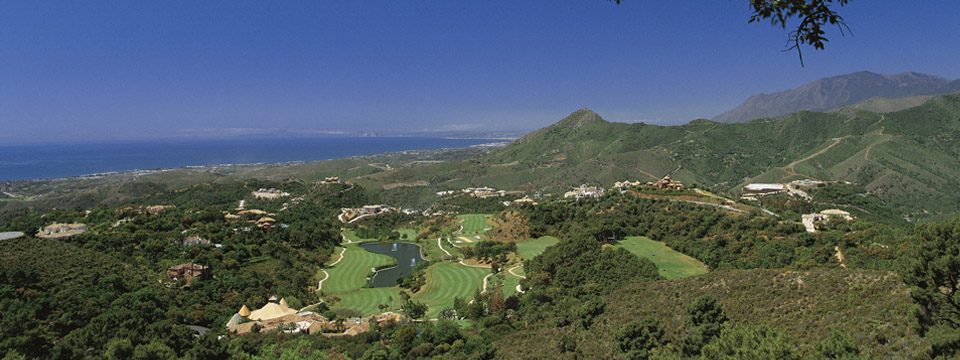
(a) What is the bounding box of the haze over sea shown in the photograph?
[0,137,496,181]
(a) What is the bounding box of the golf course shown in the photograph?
[615,236,708,279]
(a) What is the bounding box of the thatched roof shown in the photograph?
[248,301,296,321]
[239,305,251,317]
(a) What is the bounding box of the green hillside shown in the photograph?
[363,94,960,222]
[497,269,926,359]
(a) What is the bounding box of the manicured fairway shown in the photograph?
[496,273,522,298]
[342,230,377,244]
[332,287,404,316]
[457,214,492,235]
[515,236,560,260]
[412,262,489,318]
[615,236,708,279]
[323,244,396,294]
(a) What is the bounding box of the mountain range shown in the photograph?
[713,71,960,123]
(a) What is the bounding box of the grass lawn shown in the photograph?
[457,214,492,235]
[412,262,489,318]
[615,236,708,279]
[331,287,404,316]
[322,244,396,294]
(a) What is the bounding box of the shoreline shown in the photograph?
[0,140,509,184]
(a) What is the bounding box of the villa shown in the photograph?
[36,223,87,239]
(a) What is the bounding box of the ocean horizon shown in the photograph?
[0,136,500,182]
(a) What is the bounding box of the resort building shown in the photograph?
[647,175,686,190]
[252,188,290,200]
[166,262,209,284]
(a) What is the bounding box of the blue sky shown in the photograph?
[1,1,958,143]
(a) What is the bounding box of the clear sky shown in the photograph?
[1,1,958,144]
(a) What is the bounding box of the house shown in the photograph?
[166,262,209,284]
[36,223,87,239]
[511,197,538,206]
[321,176,342,184]
[182,236,210,247]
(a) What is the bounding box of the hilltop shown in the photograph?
[713,71,960,123]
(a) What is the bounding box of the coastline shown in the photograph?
[0,139,510,183]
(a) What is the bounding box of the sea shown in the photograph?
[0,137,500,181]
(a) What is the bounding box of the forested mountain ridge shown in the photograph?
[713,71,960,123]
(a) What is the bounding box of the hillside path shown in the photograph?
[783,136,847,175]
[437,237,453,257]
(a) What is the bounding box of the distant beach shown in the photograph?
[0,137,501,181]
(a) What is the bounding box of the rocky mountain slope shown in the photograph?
[713,71,960,123]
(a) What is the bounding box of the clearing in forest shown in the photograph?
[614,236,708,280]
[322,244,396,294]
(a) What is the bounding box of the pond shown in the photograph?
[360,242,428,287]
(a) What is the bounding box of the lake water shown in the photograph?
[361,242,428,287]
[0,137,498,181]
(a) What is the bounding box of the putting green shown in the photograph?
[412,262,489,318]
[458,214,492,235]
[332,287,404,316]
[322,244,396,294]
[615,236,708,279]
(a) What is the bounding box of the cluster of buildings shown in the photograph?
[252,188,290,200]
[613,176,686,191]
[741,179,828,201]
[226,297,406,336]
[437,187,513,199]
[564,184,606,199]
[36,223,87,239]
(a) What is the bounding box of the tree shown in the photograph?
[900,219,960,358]
[686,294,728,339]
[402,300,428,320]
[700,325,799,360]
[612,0,852,66]
[813,330,866,360]
[615,318,665,359]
